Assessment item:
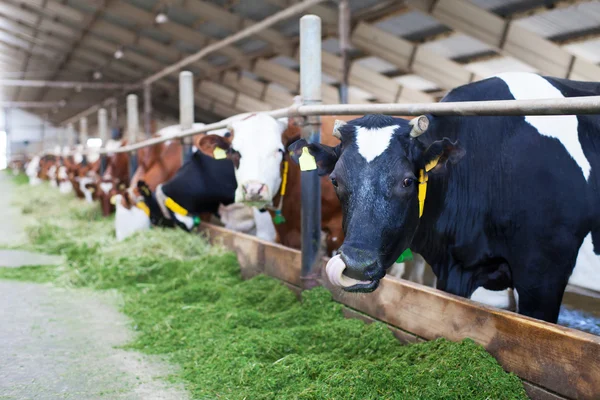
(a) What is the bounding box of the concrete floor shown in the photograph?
[0,174,189,400]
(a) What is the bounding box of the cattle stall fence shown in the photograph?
[40,14,600,400]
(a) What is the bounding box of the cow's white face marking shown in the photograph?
[57,166,68,180]
[355,125,399,163]
[99,182,113,194]
[470,287,516,311]
[78,176,95,203]
[569,232,600,292]
[496,72,591,180]
[26,156,40,177]
[114,194,150,241]
[230,114,287,203]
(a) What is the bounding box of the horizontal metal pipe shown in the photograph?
[296,96,600,116]
[143,0,327,85]
[0,79,137,90]
[49,95,600,157]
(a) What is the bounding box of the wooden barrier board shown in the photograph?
[200,223,600,400]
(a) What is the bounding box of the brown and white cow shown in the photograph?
[204,112,430,283]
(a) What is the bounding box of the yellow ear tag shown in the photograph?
[299,147,317,171]
[110,195,117,205]
[89,188,95,193]
[213,147,227,160]
[136,201,150,217]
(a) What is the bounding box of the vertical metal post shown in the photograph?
[67,123,75,149]
[144,84,152,137]
[179,70,194,164]
[338,0,350,104]
[110,100,118,139]
[98,108,108,174]
[300,15,322,288]
[56,126,63,154]
[40,117,46,154]
[4,108,11,162]
[127,94,139,179]
[79,117,88,165]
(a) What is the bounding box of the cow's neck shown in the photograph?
[411,173,451,268]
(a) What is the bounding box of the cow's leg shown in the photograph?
[407,253,426,284]
[511,251,575,323]
[513,279,568,323]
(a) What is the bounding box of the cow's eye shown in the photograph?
[331,177,338,187]
[402,178,414,188]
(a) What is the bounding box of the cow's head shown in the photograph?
[200,114,288,208]
[289,114,464,292]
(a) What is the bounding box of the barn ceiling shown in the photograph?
[1,0,599,129]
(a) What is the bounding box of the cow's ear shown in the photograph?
[288,139,339,176]
[419,138,465,174]
[197,134,232,158]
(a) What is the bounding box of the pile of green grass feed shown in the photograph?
[1,182,528,399]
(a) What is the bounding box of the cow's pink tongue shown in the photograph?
[326,255,371,287]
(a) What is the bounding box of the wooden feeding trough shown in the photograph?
[200,223,600,400]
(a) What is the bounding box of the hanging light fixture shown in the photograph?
[155,11,169,24]
[92,71,102,80]
[155,3,169,24]
[114,47,124,59]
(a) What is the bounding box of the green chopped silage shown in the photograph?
[2,183,528,400]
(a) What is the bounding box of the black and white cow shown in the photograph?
[290,72,600,323]
[140,141,238,232]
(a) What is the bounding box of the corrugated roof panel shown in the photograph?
[348,0,386,12]
[564,39,600,64]
[102,13,136,30]
[241,70,261,81]
[469,0,524,11]
[465,56,537,78]
[174,41,198,54]
[421,33,494,59]
[166,6,200,26]
[322,72,338,85]
[348,86,375,101]
[197,21,231,39]
[236,38,268,54]
[232,0,280,20]
[276,20,300,37]
[394,74,439,92]
[375,11,442,37]
[270,56,299,70]
[355,56,397,74]
[123,0,157,12]
[206,54,230,67]
[514,2,600,38]
[67,0,98,13]
[139,28,171,44]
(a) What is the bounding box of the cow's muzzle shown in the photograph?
[240,181,271,206]
[325,253,384,293]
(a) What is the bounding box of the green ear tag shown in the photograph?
[193,216,201,226]
[273,210,286,225]
[396,248,413,263]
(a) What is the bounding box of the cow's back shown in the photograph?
[416,72,600,292]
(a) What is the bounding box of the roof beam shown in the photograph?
[185,0,290,53]
[406,0,600,81]
[105,1,246,68]
[0,79,137,90]
[351,22,482,89]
